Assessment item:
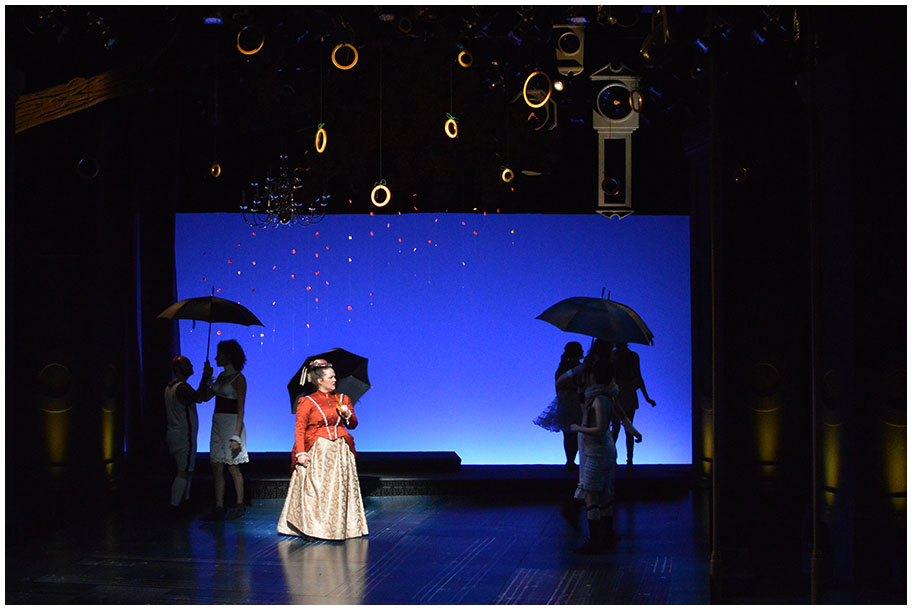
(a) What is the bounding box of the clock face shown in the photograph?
[596,84,632,120]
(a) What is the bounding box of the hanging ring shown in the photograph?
[210,162,222,178]
[371,181,391,207]
[315,124,327,153]
[630,90,644,112]
[444,115,458,139]
[522,71,552,109]
[237,26,265,56]
[331,43,359,70]
[501,167,515,183]
[457,50,473,68]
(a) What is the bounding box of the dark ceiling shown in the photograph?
[8,5,845,215]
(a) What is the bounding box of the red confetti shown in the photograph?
[272,265,276,270]
[237,242,241,247]
[398,238,402,243]
[315,232,320,236]
[428,239,432,244]
[252,232,257,236]
[315,271,320,276]
[252,261,256,265]
[202,277,207,281]
[251,288,256,292]
[315,297,319,303]
[291,274,295,279]
[217,330,222,335]
[369,292,373,297]
[473,231,478,236]
[461,221,466,226]
[325,246,330,250]
[369,211,374,216]
[347,306,353,311]
[370,232,374,236]
[315,253,319,258]
[306,286,311,291]
[228,259,232,263]
[216,288,222,293]
[292,249,296,254]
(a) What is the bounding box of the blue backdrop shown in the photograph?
[174,213,691,464]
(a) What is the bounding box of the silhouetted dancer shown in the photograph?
[164,355,211,517]
[199,339,249,521]
[560,339,642,554]
[610,342,656,466]
[533,341,584,469]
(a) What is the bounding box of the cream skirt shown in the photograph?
[277,436,368,540]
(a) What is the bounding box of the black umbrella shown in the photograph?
[157,288,264,359]
[536,295,654,346]
[287,348,371,414]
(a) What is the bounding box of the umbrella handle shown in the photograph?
[206,287,215,361]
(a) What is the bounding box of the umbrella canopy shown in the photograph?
[157,293,264,359]
[287,348,371,414]
[157,295,264,326]
[536,296,654,346]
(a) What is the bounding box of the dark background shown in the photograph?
[6,5,906,602]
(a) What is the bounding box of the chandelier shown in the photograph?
[240,155,329,227]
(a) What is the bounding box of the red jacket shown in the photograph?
[291,391,358,469]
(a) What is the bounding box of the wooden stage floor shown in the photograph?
[6,465,711,604]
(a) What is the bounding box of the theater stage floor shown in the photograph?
[6,466,710,605]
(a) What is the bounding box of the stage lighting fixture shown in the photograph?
[553,79,565,92]
[553,24,585,76]
[638,7,670,65]
[591,65,640,219]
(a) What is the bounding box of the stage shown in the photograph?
[6,457,710,604]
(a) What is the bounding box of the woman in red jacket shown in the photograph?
[277,360,368,540]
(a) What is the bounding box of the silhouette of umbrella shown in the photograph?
[536,296,654,346]
[157,290,264,359]
[287,348,371,414]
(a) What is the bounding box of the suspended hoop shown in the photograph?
[315,126,327,153]
[630,90,644,113]
[501,167,515,183]
[444,116,458,139]
[371,183,391,207]
[237,26,264,56]
[522,71,552,109]
[457,50,473,68]
[331,43,359,70]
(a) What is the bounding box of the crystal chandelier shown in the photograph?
[240,155,329,227]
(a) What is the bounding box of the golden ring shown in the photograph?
[501,167,515,183]
[210,162,221,178]
[237,26,264,56]
[457,50,473,68]
[630,90,644,112]
[445,117,458,139]
[332,43,358,70]
[315,127,327,153]
[522,71,552,109]
[371,184,391,207]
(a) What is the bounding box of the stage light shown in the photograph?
[553,80,564,92]
[237,26,265,56]
[331,43,358,70]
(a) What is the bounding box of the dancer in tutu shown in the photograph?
[533,342,584,469]
[278,359,368,540]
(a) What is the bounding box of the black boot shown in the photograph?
[574,519,603,555]
[600,516,618,549]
